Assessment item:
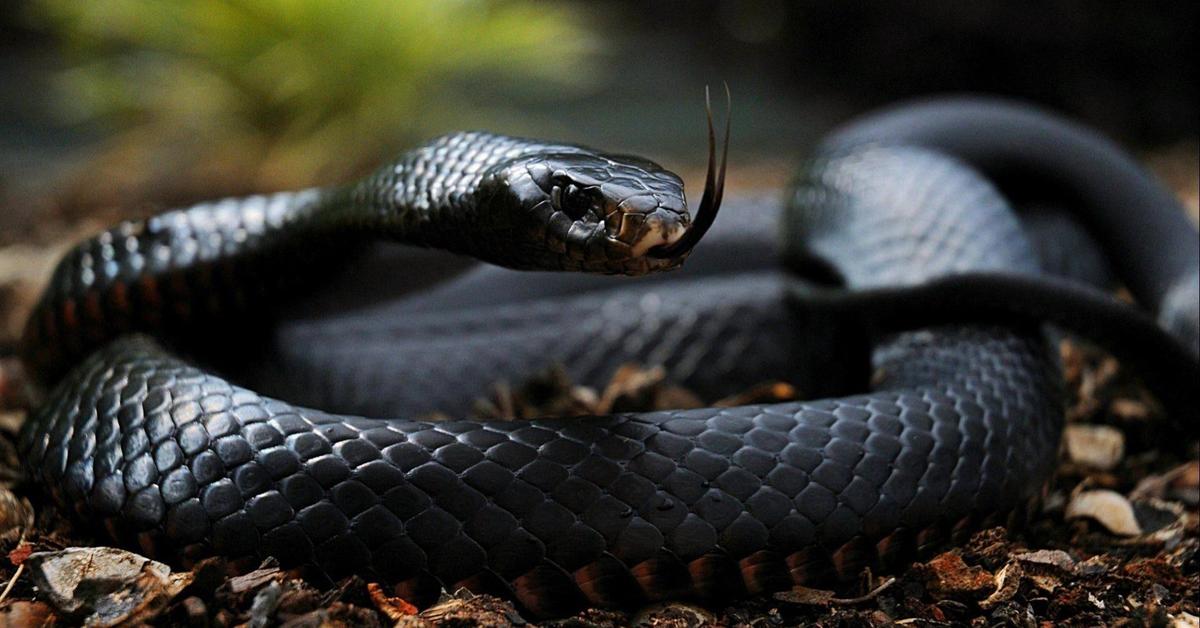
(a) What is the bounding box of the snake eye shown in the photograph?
[551,181,594,220]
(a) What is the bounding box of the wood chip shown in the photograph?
[774,586,836,606]
[225,566,284,596]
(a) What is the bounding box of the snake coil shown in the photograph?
[18,97,1199,616]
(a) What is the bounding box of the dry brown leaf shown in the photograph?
[1109,397,1153,420]
[1132,460,1200,505]
[1014,549,1075,572]
[1015,550,1075,593]
[714,381,798,407]
[0,600,56,627]
[1065,489,1142,536]
[366,582,418,622]
[921,552,995,600]
[0,492,32,543]
[1062,424,1125,471]
[5,543,31,567]
[598,364,667,414]
[980,562,1021,609]
[632,601,719,626]
[24,546,191,625]
[397,589,521,627]
[176,597,208,626]
[0,358,30,412]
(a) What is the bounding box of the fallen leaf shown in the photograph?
[1109,397,1152,420]
[1062,425,1125,471]
[980,562,1022,609]
[248,581,282,628]
[1077,556,1112,576]
[921,552,995,600]
[1132,460,1200,506]
[1012,550,1076,593]
[367,582,418,621]
[25,547,170,613]
[6,543,31,567]
[0,600,56,627]
[174,596,208,626]
[714,381,798,407]
[279,603,387,627]
[0,489,32,541]
[399,589,522,627]
[0,358,29,412]
[653,385,705,411]
[633,601,718,626]
[1065,489,1142,536]
[598,364,667,414]
[90,568,193,627]
[1013,550,1075,572]
[24,546,191,625]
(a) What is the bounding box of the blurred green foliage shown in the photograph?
[31,0,596,192]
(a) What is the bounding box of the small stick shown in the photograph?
[829,577,897,605]
[0,564,24,603]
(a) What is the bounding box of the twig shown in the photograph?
[829,577,897,605]
[0,563,23,603]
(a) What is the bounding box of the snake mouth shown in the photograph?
[630,214,688,257]
[648,84,730,260]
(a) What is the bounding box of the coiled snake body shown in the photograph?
[18,98,1200,616]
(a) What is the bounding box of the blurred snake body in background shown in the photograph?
[17,97,1200,616]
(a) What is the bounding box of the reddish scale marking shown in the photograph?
[739,549,786,594]
[60,299,78,331]
[83,290,105,344]
[138,276,163,326]
[686,554,734,599]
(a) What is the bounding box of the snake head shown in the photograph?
[476,152,695,274]
[473,87,729,275]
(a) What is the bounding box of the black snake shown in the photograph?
[17,97,1199,617]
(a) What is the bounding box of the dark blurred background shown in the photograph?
[1,0,1196,342]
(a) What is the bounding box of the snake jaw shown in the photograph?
[630,214,688,257]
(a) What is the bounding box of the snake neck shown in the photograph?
[20,134,523,380]
[316,173,484,256]
[310,130,561,257]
